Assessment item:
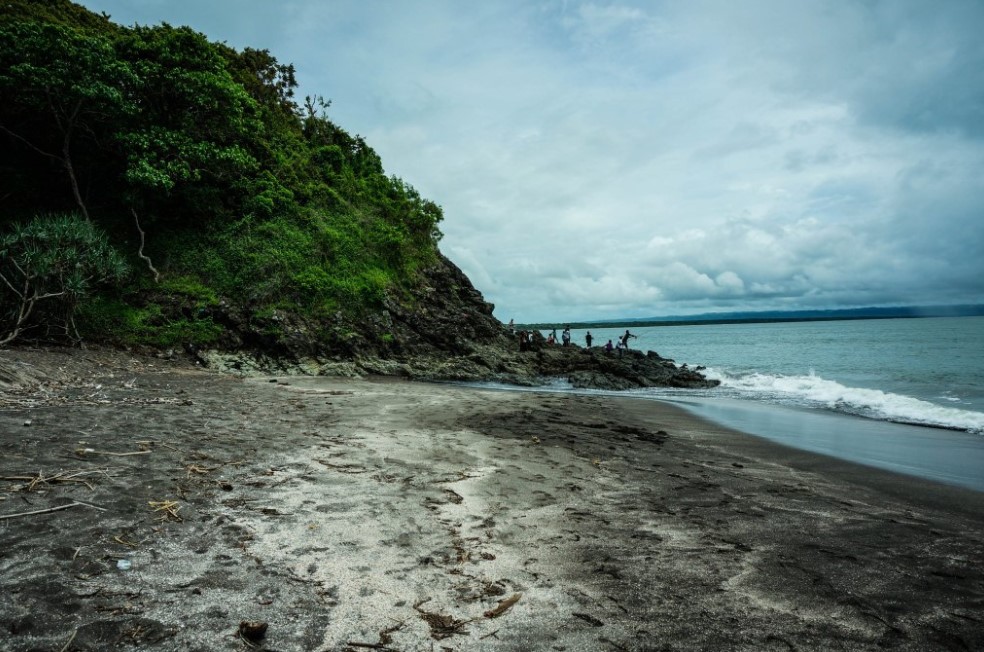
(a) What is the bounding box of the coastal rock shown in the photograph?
[196,343,718,391]
[190,255,718,391]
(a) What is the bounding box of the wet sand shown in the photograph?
[669,396,984,492]
[1,348,983,651]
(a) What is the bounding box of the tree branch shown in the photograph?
[62,124,89,220]
[132,209,160,282]
[0,271,24,298]
[0,123,61,162]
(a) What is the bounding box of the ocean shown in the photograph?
[539,317,984,491]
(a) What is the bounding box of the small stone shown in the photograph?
[23,420,31,426]
[238,620,268,642]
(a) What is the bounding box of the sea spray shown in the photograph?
[705,367,984,433]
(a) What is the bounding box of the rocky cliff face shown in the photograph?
[196,254,719,391]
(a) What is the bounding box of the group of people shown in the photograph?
[509,319,637,354]
[602,329,637,356]
[545,326,573,347]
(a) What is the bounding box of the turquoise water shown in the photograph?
[532,317,984,491]
[566,316,984,433]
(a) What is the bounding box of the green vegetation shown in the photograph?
[0,213,128,344]
[0,0,444,347]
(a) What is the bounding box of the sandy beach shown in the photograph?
[1,348,983,651]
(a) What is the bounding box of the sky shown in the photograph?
[76,0,984,322]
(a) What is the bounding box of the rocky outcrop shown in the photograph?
[535,346,718,390]
[196,253,719,391]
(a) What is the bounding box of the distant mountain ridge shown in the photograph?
[522,304,984,330]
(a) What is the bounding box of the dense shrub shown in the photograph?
[0,213,128,345]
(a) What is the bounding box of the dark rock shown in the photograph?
[238,620,268,642]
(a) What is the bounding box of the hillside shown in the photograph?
[0,0,481,348]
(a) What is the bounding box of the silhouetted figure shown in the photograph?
[585,331,593,348]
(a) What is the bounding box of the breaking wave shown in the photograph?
[705,368,984,434]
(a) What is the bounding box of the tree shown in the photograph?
[114,24,261,212]
[0,21,135,219]
[0,213,128,345]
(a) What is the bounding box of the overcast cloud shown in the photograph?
[77,0,984,322]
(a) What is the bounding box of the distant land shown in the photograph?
[519,304,984,330]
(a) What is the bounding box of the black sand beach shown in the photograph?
[1,348,983,651]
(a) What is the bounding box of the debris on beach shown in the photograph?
[148,499,182,522]
[238,620,268,643]
[573,612,605,627]
[484,593,522,619]
[414,598,471,640]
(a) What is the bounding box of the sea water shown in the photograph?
[555,317,984,491]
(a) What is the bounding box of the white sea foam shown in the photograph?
[705,368,984,434]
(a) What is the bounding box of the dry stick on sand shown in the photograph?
[76,449,152,457]
[148,500,182,522]
[184,464,214,476]
[0,501,106,521]
[113,535,141,548]
[484,593,522,619]
[59,629,78,652]
[2,468,113,491]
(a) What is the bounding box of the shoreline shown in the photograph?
[667,396,984,494]
[454,380,984,493]
[2,348,983,651]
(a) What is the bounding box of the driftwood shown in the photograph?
[0,501,105,520]
[76,449,152,457]
[345,622,403,651]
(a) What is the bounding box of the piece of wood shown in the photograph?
[0,501,102,520]
[484,593,522,619]
[58,629,78,652]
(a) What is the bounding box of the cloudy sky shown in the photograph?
[78,0,984,322]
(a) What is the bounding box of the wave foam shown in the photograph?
[704,368,984,433]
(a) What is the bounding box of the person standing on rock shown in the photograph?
[621,329,637,350]
[562,326,571,347]
[585,331,593,348]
